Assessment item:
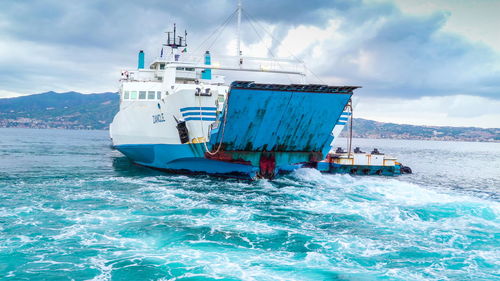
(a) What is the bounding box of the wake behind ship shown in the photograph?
[110,4,360,179]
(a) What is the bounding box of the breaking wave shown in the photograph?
[0,129,499,280]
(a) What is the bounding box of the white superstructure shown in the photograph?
[110,22,306,149]
[111,59,228,146]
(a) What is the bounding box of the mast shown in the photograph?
[163,24,187,60]
[237,0,242,66]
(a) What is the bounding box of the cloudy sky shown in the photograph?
[1,0,499,128]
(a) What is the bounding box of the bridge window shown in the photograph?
[157,91,161,99]
[130,91,137,99]
[175,67,195,71]
[159,63,165,70]
[147,91,156,99]
[139,91,147,99]
[124,91,129,100]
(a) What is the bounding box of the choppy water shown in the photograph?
[0,128,499,280]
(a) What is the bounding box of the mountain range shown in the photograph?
[0,91,118,130]
[1,91,498,142]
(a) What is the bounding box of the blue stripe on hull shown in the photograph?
[185,117,217,121]
[115,143,258,179]
[180,107,217,112]
[182,112,217,117]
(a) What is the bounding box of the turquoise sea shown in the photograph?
[0,128,499,280]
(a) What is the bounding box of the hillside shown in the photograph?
[0,92,499,142]
[0,91,119,130]
[340,119,500,142]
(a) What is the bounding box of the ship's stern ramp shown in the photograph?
[208,81,358,177]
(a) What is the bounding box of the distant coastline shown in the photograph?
[340,118,500,143]
[1,91,499,143]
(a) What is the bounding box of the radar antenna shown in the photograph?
[164,23,188,49]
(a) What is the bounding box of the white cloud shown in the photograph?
[0,0,499,129]
[276,20,341,58]
[0,90,24,98]
[0,36,128,95]
[355,95,500,128]
[388,0,500,51]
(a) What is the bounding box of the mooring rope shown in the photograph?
[197,87,229,156]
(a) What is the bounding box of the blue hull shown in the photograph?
[115,143,259,179]
[115,82,360,179]
[115,144,404,178]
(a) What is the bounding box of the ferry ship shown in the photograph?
[110,2,407,179]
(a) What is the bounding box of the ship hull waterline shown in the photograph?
[111,82,357,179]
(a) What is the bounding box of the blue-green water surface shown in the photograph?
[0,128,499,280]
